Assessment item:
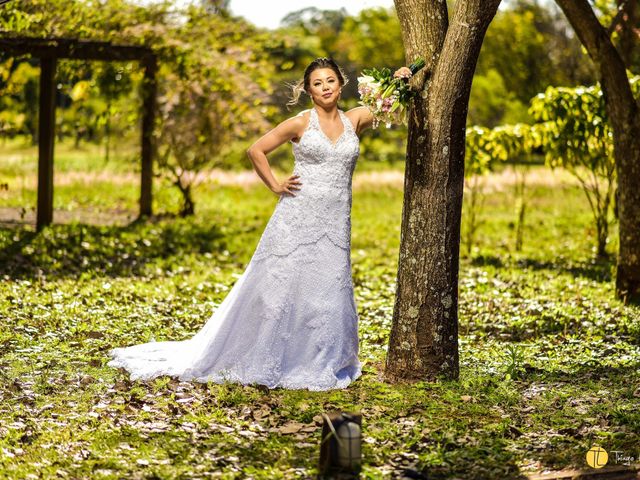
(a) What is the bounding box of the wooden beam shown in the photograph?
[0,37,153,61]
[139,55,157,217]
[36,56,56,231]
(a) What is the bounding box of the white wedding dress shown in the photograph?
[108,107,363,391]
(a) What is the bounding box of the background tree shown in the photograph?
[467,69,528,128]
[462,122,545,256]
[529,82,626,258]
[474,0,596,124]
[479,123,541,252]
[95,62,133,164]
[0,58,39,142]
[462,126,495,255]
[554,0,640,303]
[385,0,501,383]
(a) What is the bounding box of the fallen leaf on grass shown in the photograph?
[252,406,271,420]
[175,397,195,404]
[278,421,306,434]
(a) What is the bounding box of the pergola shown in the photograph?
[0,36,157,230]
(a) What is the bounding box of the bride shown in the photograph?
[108,57,413,391]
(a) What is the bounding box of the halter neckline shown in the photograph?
[310,108,349,147]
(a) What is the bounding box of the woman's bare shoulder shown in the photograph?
[345,105,365,118]
[345,106,371,135]
[288,109,311,143]
[294,108,311,120]
[276,109,309,132]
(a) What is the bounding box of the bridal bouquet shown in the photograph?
[357,57,426,128]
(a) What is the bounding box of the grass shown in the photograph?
[0,138,639,479]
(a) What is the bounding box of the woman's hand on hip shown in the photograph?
[272,174,302,197]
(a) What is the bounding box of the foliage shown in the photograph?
[477,0,596,106]
[337,7,404,72]
[279,7,349,58]
[465,73,640,258]
[152,8,274,215]
[0,58,39,140]
[528,76,640,257]
[468,68,531,128]
[463,127,494,255]
[0,0,607,183]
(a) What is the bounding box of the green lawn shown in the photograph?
[0,139,638,479]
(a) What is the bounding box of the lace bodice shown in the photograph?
[251,108,360,262]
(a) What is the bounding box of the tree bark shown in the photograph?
[612,0,639,68]
[555,0,640,304]
[385,0,501,383]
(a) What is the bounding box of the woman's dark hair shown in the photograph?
[286,57,349,110]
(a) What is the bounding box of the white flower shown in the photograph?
[357,74,375,84]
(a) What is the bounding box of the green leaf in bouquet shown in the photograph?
[381,83,396,99]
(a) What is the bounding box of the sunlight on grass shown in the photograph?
[0,140,638,478]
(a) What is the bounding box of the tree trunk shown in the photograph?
[385,0,501,383]
[105,99,111,165]
[177,182,195,217]
[555,0,640,304]
[615,114,640,303]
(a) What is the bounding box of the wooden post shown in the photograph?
[0,37,158,226]
[139,54,157,218]
[37,56,57,231]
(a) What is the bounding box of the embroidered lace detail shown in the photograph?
[253,108,360,262]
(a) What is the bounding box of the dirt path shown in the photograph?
[6,166,579,190]
[0,166,580,227]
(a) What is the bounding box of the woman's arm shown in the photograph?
[246,115,305,197]
[347,66,413,136]
[346,106,374,137]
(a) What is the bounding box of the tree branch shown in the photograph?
[607,0,630,36]
[554,0,637,122]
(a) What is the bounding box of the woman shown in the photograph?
[108,57,413,391]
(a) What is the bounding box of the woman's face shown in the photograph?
[307,67,341,106]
